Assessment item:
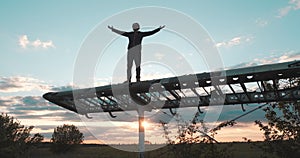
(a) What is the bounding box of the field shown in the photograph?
[22,142,279,158]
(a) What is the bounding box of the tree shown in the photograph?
[51,124,84,153]
[255,102,300,158]
[254,79,300,158]
[0,113,44,158]
[161,113,232,158]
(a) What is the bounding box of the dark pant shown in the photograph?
[127,48,141,82]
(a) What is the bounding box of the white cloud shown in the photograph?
[154,52,165,60]
[41,41,55,48]
[0,76,51,93]
[18,35,55,49]
[290,0,300,9]
[228,37,241,46]
[277,6,293,18]
[94,78,111,87]
[254,51,300,64]
[31,39,42,48]
[215,42,226,48]
[277,0,300,18]
[19,35,30,48]
[216,36,253,48]
[229,51,300,69]
[255,18,268,27]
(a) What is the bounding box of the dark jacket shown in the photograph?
[111,28,161,50]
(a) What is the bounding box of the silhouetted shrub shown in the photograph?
[50,124,84,153]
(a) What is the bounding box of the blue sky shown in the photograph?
[1,0,300,145]
[1,0,300,85]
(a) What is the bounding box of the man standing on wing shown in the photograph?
[108,23,165,83]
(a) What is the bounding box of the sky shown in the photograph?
[1,0,300,147]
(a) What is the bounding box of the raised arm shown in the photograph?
[108,25,128,36]
[142,25,165,37]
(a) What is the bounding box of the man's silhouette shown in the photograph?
[108,23,165,83]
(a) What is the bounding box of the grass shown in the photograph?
[22,141,281,158]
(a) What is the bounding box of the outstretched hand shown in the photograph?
[159,25,165,29]
[108,25,113,30]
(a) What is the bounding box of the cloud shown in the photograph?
[18,35,55,49]
[51,85,73,91]
[0,95,82,138]
[154,52,165,60]
[253,51,300,65]
[0,76,51,93]
[227,62,258,69]
[228,51,300,69]
[255,18,268,27]
[277,0,300,18]
[0,96,145,144]
[0,89,269,144]
[19,35,30,48]
[94,78,110,87]
[214,122,264,142]
[0,72,278,144]
[277,6,293,18]
[290,0,300,9]
[216,36,253,48]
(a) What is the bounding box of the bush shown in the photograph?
[51,124,84,153]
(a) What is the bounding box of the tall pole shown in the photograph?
[138,109,145,158]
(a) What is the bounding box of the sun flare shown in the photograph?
[142,121,150,128]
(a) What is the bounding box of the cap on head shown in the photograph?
[132,22,140,31]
